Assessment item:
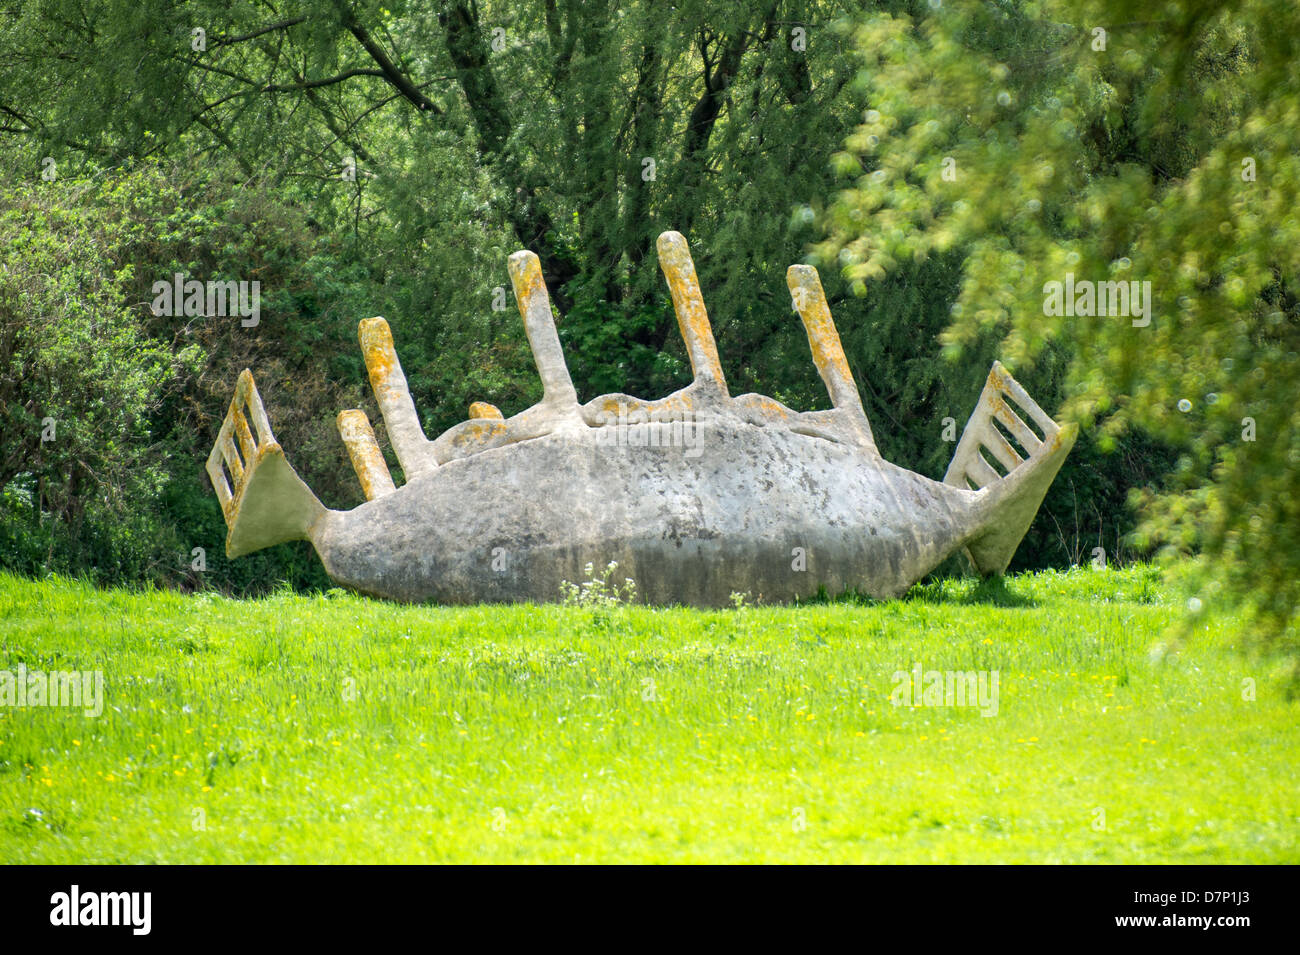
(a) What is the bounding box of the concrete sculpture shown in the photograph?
[206,231,1075,605]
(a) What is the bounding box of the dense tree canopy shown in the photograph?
[817,0,1299,659]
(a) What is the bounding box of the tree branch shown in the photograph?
[265,68,387,91]
[683,27,751,162]
[212,17,309,48]
[439,0,573,300]
[343,14,444,115]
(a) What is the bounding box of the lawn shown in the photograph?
[1,565,1296,863]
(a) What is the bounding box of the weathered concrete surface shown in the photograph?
[336,409,396,501]
[206,370,329,557]
[205,230,1075,606]
[943,361,1078,574]
[315,416,974,605]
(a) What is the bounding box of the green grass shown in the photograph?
[1,566,1296,863]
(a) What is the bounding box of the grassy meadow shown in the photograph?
[1,566,1296,863]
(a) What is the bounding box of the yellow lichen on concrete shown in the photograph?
[219,431,244,483]
[507,251,580,407]
[987,361,1058,437]
[358,317,401,400]
[944,360,1067,492]
[738,394,794,421]
[657,232,727,392]
[587,389,707,431]
[989,392,1043,454]
[509,253,546,316]
[786,265,862,414]
[450,419,510,450]
[207,369,276,519]
[205,369,325,556]
[231,406,256,468]
[337,409,397,500]
[206,234,1077,602]
[357,317,437,478]
[594,396,631,417]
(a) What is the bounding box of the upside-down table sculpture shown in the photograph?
[206,231,1075,605]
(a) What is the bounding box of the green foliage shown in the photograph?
[0,176,196,581]
[817,0,1299,656]
[0,161,380,593]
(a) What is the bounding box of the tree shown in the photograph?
[0,173,190,580]
[817,0,1300,664]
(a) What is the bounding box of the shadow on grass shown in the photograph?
[793,584,877,607]
[791,572,1037,609]
[906,574,1038,608]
